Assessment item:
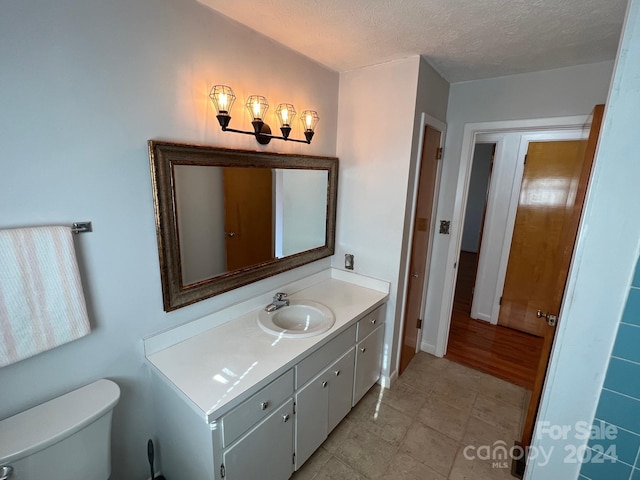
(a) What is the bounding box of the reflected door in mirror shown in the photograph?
[223,167,274,271]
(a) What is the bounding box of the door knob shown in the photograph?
[536,310,557,327]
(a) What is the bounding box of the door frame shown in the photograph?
[394,112,446,375]
[433,115,589,357]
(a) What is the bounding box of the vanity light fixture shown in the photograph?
[209,85,319,145]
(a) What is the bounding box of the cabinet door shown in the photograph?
[294,373,329,469]
[222,399,294,480]
[353,325,384,406]
[328,348,355,433]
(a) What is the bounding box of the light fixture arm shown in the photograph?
[221,125,312,144]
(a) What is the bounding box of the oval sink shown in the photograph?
[257,300,335,338]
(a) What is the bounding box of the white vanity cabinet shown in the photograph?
[353,306,386,405]
[219,370,295,479]
[294,324,356,468]
[148,290,388,480]
[294,347,355,468]
[221,399,294,479]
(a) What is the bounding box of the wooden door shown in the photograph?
[516,105,605,468]
[222,167,274,271]
[497,140,588,336]
[399,125,442,374]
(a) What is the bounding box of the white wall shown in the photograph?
[174,165,226,284]
[460,143,493,253]
[529,1,640,477]
[421,61,614,352]
[281,170,328,256]
[334,56,449,381]
[0,1,338,478]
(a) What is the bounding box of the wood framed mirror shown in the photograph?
[148,141,338,311]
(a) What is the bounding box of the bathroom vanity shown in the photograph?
[145,269,389,480]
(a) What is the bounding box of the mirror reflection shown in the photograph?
[174,166,329,285]
[148,141,338,311]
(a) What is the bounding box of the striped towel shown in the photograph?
[0,226,91,368]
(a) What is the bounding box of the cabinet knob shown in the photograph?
[260,401,269,410]
[334,370,340,377]
[322,381,328,388]
[370,318,377,325]
[360,347,366,353]
[282,414,290,422]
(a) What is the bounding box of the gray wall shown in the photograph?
[0,1,339,478]
[460,143,493,253]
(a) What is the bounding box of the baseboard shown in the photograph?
[473,312,492,323]
[381,369,398,388]
[420,341,438,356]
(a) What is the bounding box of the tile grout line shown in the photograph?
[602,387,640,403]
[593,417,640,438]
[611,355,640,367]
[628,445,640,480]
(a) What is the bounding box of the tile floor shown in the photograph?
[291,352,529,480]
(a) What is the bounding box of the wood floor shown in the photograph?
[445,251,544,390]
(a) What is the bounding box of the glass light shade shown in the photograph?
[300,110,319,132]
[209,85,236,115]
[275,103,297,127]
[246,95,269,121]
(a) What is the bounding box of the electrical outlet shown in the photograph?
[345,254,354,270]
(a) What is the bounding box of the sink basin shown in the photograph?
[257,300,335,338]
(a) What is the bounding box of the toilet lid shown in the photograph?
[0,379,120,464]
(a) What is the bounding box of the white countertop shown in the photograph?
[145,270,389,423]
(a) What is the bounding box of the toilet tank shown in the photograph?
[0,379,120,480]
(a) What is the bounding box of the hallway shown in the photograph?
[292,353,526,479]
[445,251,544,390]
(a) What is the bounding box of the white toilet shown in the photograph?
[0,379,120,480]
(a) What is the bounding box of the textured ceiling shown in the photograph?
[197,0,627,82]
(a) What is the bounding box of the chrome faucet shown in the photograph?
[265,292,290,312]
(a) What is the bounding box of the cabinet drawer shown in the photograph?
[296,324,356,388]
[356,305,385,342]
[221,369,294,447]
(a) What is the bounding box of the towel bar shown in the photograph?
[71,222,92,234]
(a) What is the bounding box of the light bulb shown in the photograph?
[253,101,261,119]
[219,93,228,111]
[281,108,289,124]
